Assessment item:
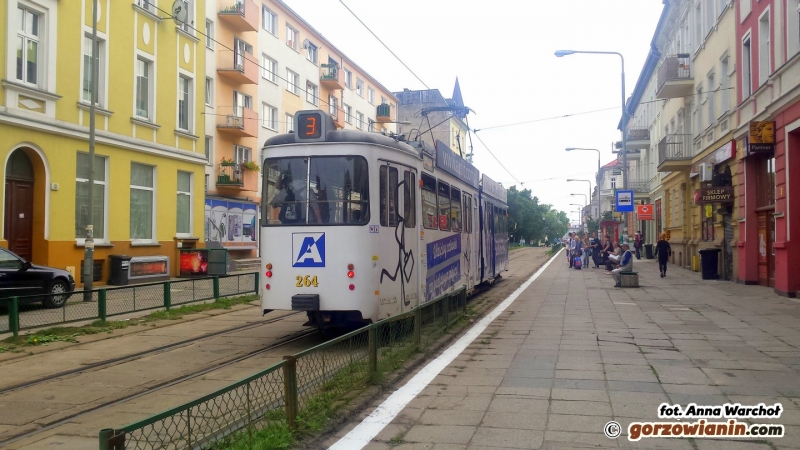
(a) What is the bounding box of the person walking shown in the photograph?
[634,232,642,260]
[654,233,672,278]
[583,234,591,268]
[567,233,576,267]
[612,242,634,287]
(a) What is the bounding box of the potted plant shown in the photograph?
[220,157,236,167]
[242,161,260,172]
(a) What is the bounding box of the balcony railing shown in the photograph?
[217,50,258,85]
[656,55,693,99]
[376,103,392,123]
[218,0,258,32]
[628,180,650,194]
[216,106,258,137]
[658,133,693,170]
[217,162,259,191]
[320,63,343,90]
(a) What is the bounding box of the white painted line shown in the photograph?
[328,249,562,450]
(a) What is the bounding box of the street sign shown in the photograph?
[637,204,654,220]
[615,190,634,213]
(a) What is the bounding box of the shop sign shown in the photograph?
[748,121,775,154]
[694,186,734,204]
[637,204,654,220]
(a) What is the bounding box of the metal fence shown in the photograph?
[99,288,468,450]
[2,273,259,336]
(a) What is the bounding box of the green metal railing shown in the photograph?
[99,287,468,450]
[1,273,259,337]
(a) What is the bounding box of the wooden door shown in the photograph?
[757,212,774,287]
[4,179,34,262]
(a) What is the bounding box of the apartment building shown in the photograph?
[734,0,800,296]
[0,0,207,283]
[623,0,740,280]
[204,0,398,260]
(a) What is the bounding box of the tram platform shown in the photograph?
[326,250,800,449]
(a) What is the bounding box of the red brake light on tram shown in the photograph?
[347,271,355,278]
[266,271,273,278]
[349,284,355,291]
[265,284,271,290]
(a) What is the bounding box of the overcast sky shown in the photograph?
[283,0,665,224]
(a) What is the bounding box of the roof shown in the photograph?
[601,159,618,169]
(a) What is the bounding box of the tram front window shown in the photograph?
[263,156,369,225]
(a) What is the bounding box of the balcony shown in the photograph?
[376,103,392,123]
[218,0,258,32]
[628,179,650,197]
[217,163,259,192]
[216,106,258,137]
[217,50,258,85]
[656,55,693,99]
[657,133,693,172]
[626,127,650,152]
[328,103,344,128]
[320,63,344,90]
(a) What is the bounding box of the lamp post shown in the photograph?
[557,50,627,235]
[567,179,593,218]
[564,147,600,218]
[571,194,587,214]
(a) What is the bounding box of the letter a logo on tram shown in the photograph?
[292,233,326,267]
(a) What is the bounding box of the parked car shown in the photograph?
[0,247,76,308]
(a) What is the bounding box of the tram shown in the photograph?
[260,110,508,328]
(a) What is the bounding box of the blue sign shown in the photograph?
[481,174,507,203]
[426,234,461,268]
[292,232,326,267]
[435,140,480,189]
[425,260,461,301]
[615,190,634,213]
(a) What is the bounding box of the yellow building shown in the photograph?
[0,0,207,284]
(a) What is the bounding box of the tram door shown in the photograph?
[377,163,419,319]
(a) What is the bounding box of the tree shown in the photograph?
[507,186,569,245]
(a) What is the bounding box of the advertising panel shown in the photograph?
[179,250,209,277]
[637,204,654,220]
[435,140,480,189]
[748,121,776,154]
[205,199,259,248]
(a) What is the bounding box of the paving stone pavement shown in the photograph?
[326,253,800,449]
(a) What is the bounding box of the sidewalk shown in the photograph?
[327,251,800,449]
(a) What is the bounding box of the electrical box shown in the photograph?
[698,163,713,182]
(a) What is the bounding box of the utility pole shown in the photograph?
[83,0,98,301]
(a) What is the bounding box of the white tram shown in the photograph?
[260,110,508,327]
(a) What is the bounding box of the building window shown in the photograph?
[136,0,157,13]
[233,90,252,116]
[367,87,374,104]
[262,54,277,83]
[757,156,776,208]
[758,10,771,86]
[306,42,318,64]
[741,0,752,20]
[381,96,387,105]
[82,35,106,106]
[707,73,714,127]
[204,77,213,106]
[610,177,616,190]
[16,6,41,86]
[742,35,752,98]
[176,171,192,235]
[205,135,212,163]
[285,113,294,133]
[720,57,730,114]
[135,57,153,119]
[368,118,375,132]
[178,75,192,131]
[176,0,192,34]
[356,79,363,97]
[356,111,364,130]
[344,104,352,124]
[235,145,251,164]
[262,6,277,35]
[262,103,277,130]
[329,95,338,117]
[705,0,714,36]
[286,69,299,94]
[696,86,704,131]
[205,19,214,49]
[672,189,681,227]
[234,38,253,69]
[306,81,318,105]
[694,2,702,51]
[75,153,107,240]
[286,24,298,51]
[793,0,800,56]
[130,163,155,240]
[343,68,352,88]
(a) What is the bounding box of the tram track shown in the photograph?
[0,311,303,396]
[0,325,321,447]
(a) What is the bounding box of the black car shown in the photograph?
[0,247,76,308]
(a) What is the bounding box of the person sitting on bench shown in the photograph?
[612,242,634,288]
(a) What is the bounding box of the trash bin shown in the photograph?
[644,244,654,260]
[109,255,133,285]
[698,248,721,280]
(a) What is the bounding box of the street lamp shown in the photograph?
[567,179,592,217]
[557,49,628,235]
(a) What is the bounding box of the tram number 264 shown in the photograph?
[295,275,319,288]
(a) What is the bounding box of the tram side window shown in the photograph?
[463,194,472,234]
[421,173,437,229]
[403,170,416,228]
[379,166,399,227]
[438,181,450,230]
[450,187,462,232]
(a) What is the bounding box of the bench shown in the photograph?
[619,272,639,288]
